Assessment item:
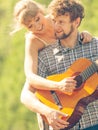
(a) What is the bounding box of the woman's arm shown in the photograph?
[24,31,92,92]
[20,82,69,129]
[24,36,59,90]
[24,34,76,92]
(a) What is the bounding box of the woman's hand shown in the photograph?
[80,31,93,43]
[57,77,77,93]
[44,108,69,129]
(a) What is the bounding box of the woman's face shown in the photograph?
[24,12,46,34]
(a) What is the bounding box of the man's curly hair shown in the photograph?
[48,0,84,22]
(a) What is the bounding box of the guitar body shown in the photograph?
[36,58,98,129]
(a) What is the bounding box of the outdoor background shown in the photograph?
[0,0,98,130]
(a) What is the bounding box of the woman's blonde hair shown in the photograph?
[11,0,45,34]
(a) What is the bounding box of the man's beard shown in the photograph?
[55,25,74,40]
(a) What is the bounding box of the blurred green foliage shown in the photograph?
[0,0,98,130]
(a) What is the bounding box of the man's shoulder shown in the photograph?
[88,37,98,48]
[82,37,98,49]
[92,37,98,43]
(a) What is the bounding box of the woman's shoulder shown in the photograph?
[25,32,35,41]
[25,32,45,50]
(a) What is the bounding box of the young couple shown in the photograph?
[13,0,98,130]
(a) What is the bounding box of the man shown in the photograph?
[37,0,98,130]
[21,0,98,130]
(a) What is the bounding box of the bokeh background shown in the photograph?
[0,0,98,130]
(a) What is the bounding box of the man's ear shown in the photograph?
[75,17,81,27]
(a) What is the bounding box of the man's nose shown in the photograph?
[54,23,61,32]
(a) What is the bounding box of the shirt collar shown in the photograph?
[57,32,83,49]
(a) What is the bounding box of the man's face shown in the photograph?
[53,14,75,39]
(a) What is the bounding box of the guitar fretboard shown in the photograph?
[80,62,98,82]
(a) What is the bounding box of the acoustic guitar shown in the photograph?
[36,58,98,130]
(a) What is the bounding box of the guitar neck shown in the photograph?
[74,61,98,89]
[80,61,98,82]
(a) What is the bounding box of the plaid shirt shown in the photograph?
[38,34,98,130]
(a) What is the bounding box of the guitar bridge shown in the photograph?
[51,91,63,110]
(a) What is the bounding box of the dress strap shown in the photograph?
[35,36,48,47]
[26,32,48,47]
